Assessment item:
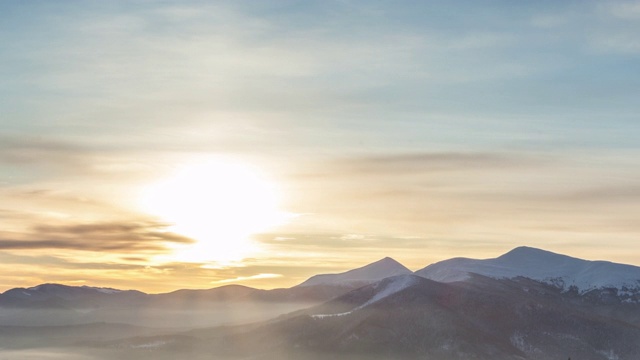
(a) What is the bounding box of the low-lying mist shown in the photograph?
[0,301,314,328]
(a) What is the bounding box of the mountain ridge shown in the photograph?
[3,247,640,359]
[112,272,640,359]
[416,246,640,296]
[4,246,640,303]
[296,256,412,287]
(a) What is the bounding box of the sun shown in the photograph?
[139,158,288,263]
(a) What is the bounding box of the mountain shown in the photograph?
[100,274,640,359]
[294,274,640,359]
[4,246,640,320]
[152,284,260,305]
[0,283,147,309]
[3,247,640,359]
[416,246,640,300]
[0,283,357,328]
[297,257,412,287]
[0,322,164,350]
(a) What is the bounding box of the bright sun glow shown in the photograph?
[139,158,289,263]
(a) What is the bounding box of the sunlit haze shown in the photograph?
[139,158,289,263]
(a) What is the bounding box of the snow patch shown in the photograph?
[510,332,540,354]
[311,311,353,319]
[94,288,122,294]
[598,349,620,360]
[510,332,526,352]
[80,285,122,294]
[312,275,420,319]
[360,274,419,308]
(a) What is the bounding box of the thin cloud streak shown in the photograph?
[0,221,194,252]
[280,150,640,249]
[332,152,539,174]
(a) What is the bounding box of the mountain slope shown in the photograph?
[297,257,412,287]
[102,274,640,360]
[0,282,357,328]
[0,283,147,309]
[416,246,640,297]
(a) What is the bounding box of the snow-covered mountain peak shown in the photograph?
[297,257,412,287]
[498,246,563,261]
[416,247,640,296]
[360,256,409,274]
[495,246,578,267]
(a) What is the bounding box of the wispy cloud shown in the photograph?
[255,232,428,250]
[0,221,194,252]
[608,1,640,19]
[592,34,640,54]
[586,1,640,54]
[331,152,535,175]
[0,135,92,184]
[278,150,640,251]
[0,251,144,270]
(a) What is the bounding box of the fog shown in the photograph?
[0,303,398,360]
[0,349,100,360]
[0,301,314,328]
[0,301,325,360]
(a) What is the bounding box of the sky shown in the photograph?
[1,0,639,293]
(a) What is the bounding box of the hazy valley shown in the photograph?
[2,247,640,359]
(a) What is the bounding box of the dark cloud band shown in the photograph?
[0,221,194,252]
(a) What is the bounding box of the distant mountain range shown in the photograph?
[2,246,640,359]
[4,246,640,307]
[417,246,640,298]
[296,246,640,300]
[187,274,640,360]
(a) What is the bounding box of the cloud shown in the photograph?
[587,2,640,54]
[255,232,429,251]
[0,135,90,178]
[0,221,194,252]
[0,251,144,270]
[278,150,640,248]
[0,134,164,190]
[592,34,640,54]
[0,135,87,156]
[287,151,548,206]
[1,1,640,291]
[608,1,640,19]
[563,185,640,202]
[333,152,535,175]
